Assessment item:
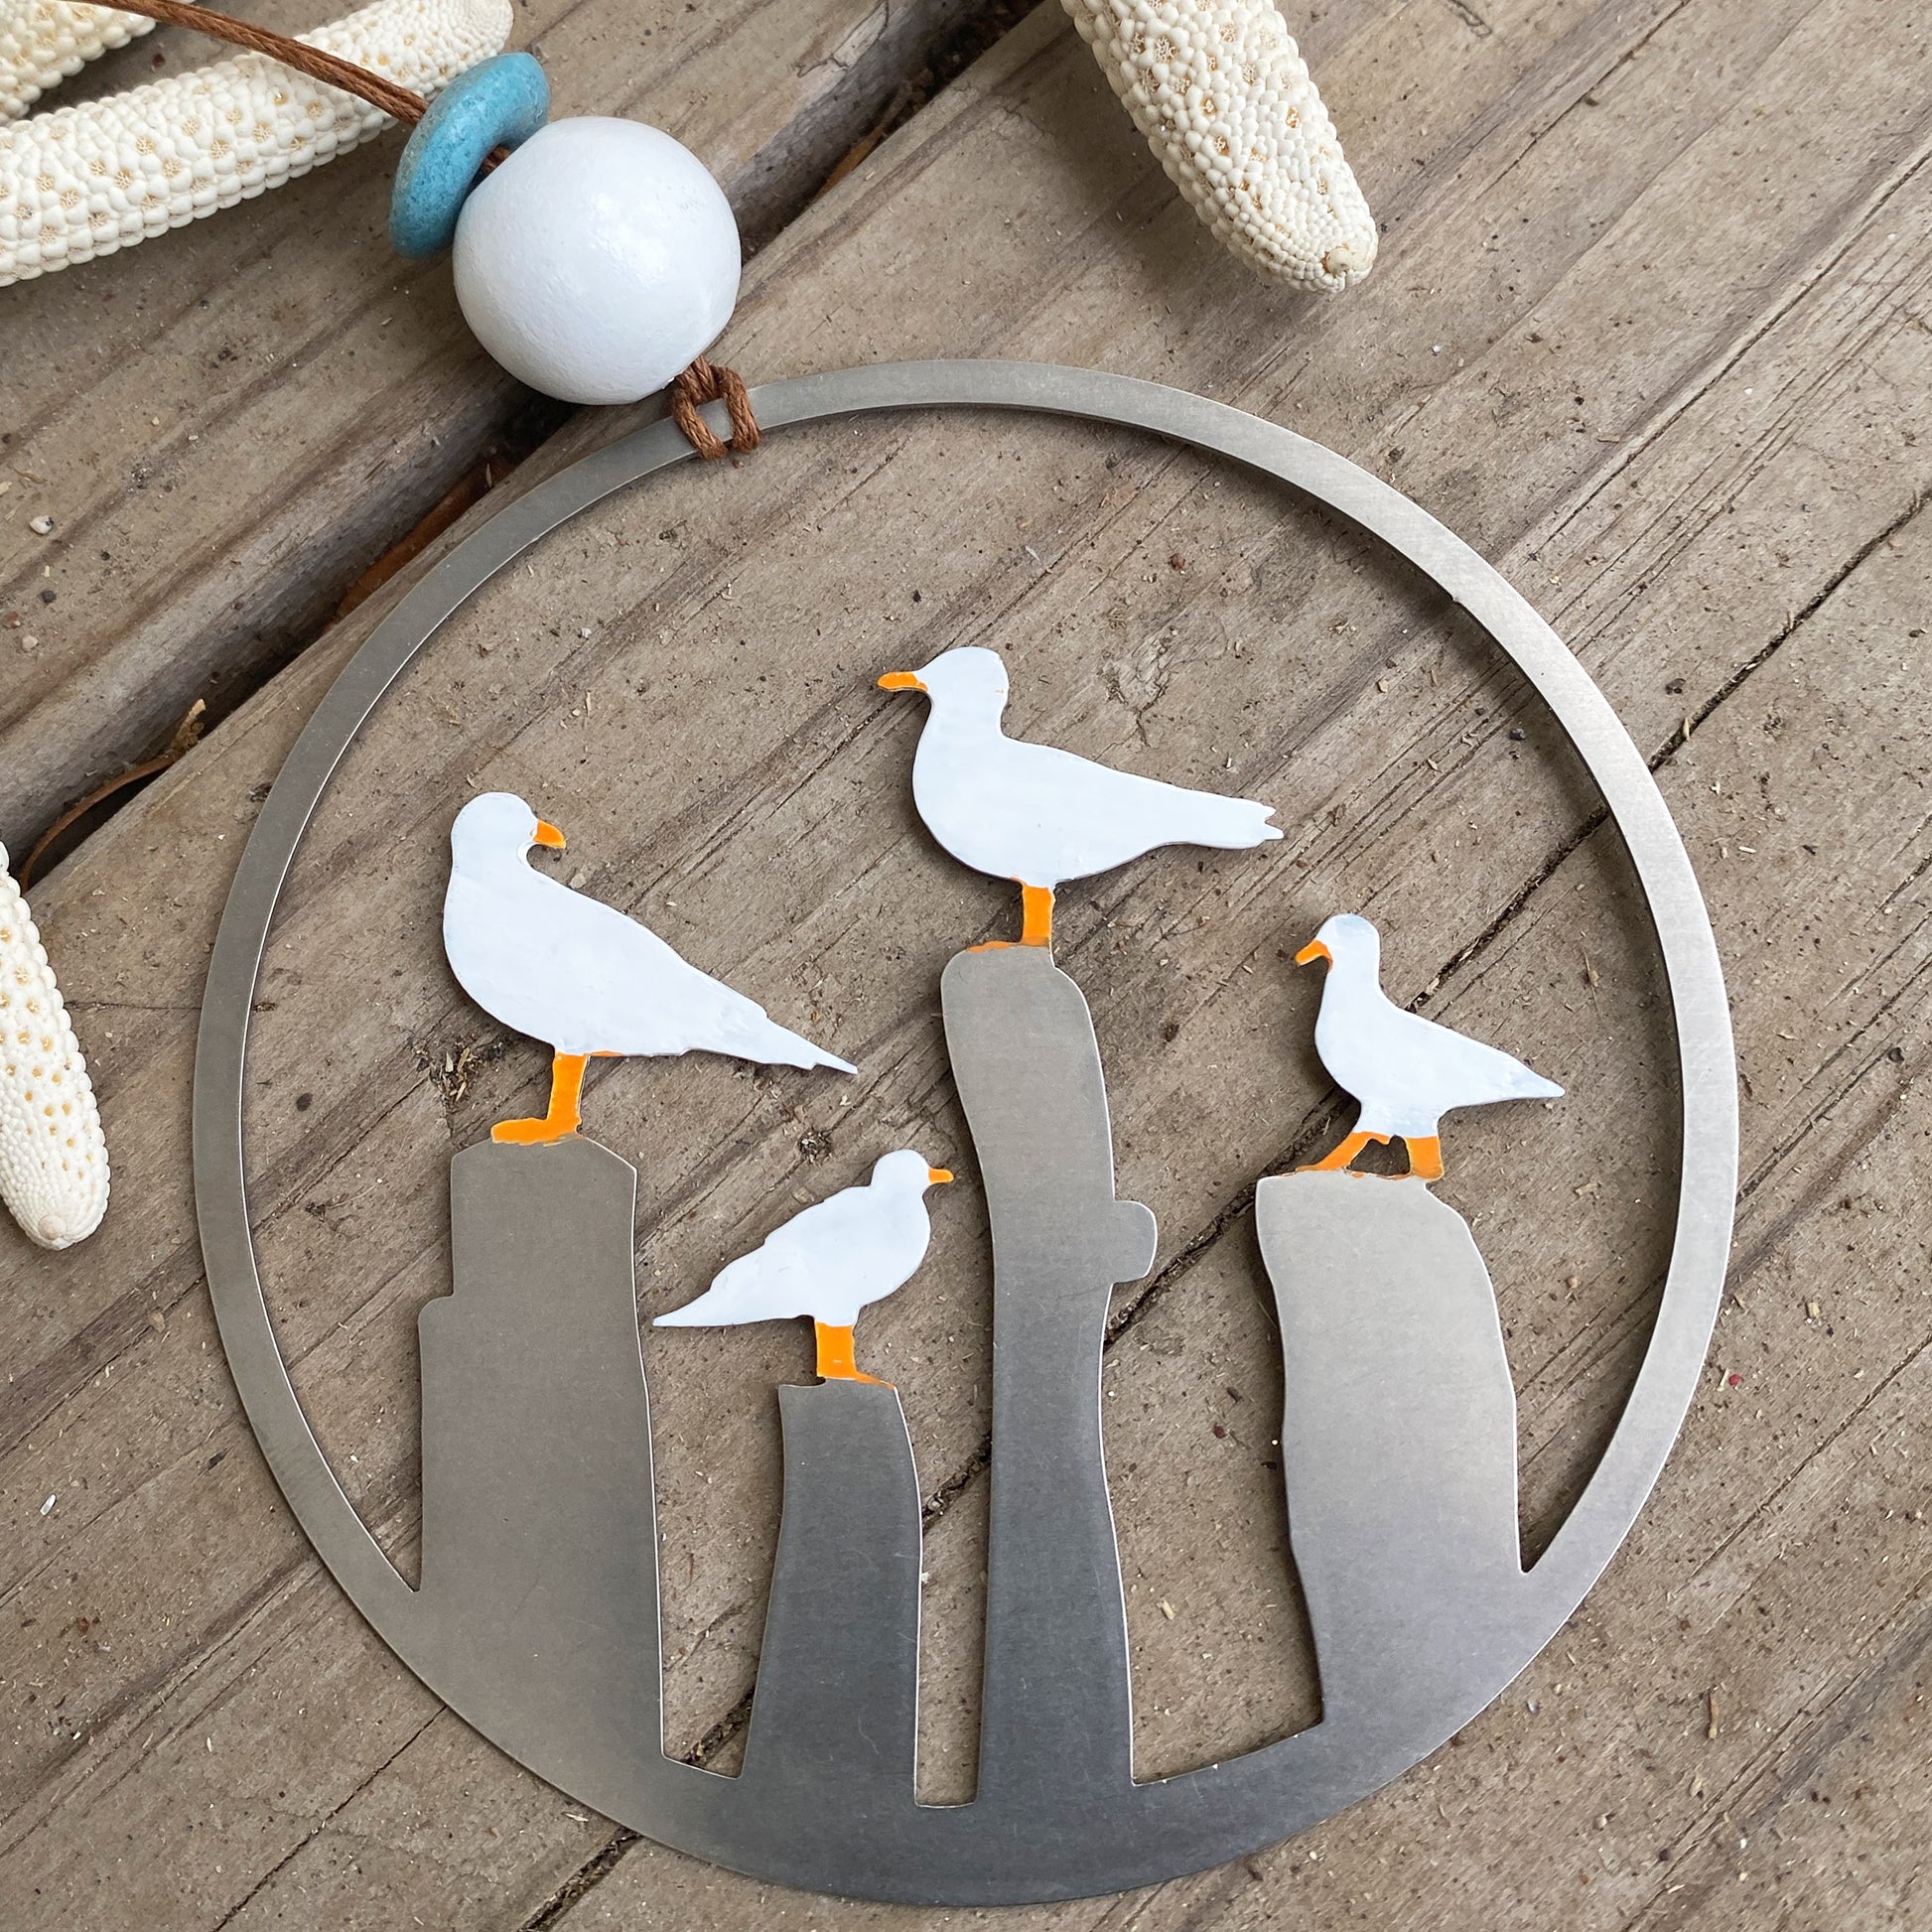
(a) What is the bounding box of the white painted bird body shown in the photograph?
[892,647,1282,890]
[1303,913,1562,1142]
[443,792,852,1072]
[655,1151,945,1332]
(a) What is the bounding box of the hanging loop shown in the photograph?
[669,356,761,460]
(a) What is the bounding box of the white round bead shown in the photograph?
[452,118,742,406]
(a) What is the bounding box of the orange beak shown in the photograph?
[926,1167,954,1185]
[531,820,567,851]
[878,670,927,693]
[1295,938,1332,966]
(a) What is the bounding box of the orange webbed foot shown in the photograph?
[1300,1129,1389,1174]
[813,1320,893,1387]
[491,1116,578,1146]
[490,1051,590,1146]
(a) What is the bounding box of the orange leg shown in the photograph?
[1404,1134,1445,1181]
[970,883,1056,954]
[492,1051,589,1146]
[814,1320,890,1386]
[1020,884,1054,948]
[1301,1128,1389,1173]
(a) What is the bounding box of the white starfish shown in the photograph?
[1060,0,1376,290]
[3,2,163,124]
[0,0,509,287]
[0,845,108,1250]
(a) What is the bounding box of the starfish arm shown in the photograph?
[1060,0,1377,291]
[1,0,509,287]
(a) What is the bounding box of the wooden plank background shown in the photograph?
[4,1,1929,1928]
[0,0,1000,854]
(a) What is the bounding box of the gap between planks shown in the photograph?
[0,0,1043,865]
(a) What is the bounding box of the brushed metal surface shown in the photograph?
[941,947,1158,1809]
[1256,1171,1525,1749]
[417,1138,664,1790]
[193,362,1737,1902]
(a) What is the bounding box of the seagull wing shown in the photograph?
[652,1242,818,1327]
[1389,1004,1565,1111]
[653,1180,876,1328]
[469,868,852,1070]
[922,730,1279,888]
[609,923,854,1070]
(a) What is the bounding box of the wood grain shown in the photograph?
[0,0,999,858]
[2,1,1928,1928]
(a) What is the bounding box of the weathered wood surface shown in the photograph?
[0,0,993,856]
[4,0,1931,1928]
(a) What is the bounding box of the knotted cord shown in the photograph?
[88,0,761,457]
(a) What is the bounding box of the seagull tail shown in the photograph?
[652,1291,722,1327]
[1174,790,1284,852]
[1514,1067,1565,1101]
[763,1028,857,1076]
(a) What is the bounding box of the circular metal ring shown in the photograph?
[194,360,1736,1903]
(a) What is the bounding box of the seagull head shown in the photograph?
[871,1149,954,1192]
[1296,911,1380,975]
[878,645,1009,716]
[451,791,567,871]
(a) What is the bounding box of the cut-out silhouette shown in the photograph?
[879,646,1281,948]
[1296,911,1562,1179]
[442,791,853,1143]
[654,1150,951,1383]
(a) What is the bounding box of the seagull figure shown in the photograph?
[879,646,1282,949]
[654,1151,951,1383]
[443,791,852,1145]
[1296,912,1563,1181]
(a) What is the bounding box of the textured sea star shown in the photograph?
[1,0,509,285]
[1061,0,1376,290]
[0,847,108,1250]
[4,0,1367,294]
[2,1,162,123]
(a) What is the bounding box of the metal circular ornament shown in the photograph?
[194,361,1737,1905]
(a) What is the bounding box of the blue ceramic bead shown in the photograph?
[389,53,550,260]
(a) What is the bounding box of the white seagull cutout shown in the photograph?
[444,791,853,1145]
[1296,912,1563,1181]
[654,1151,952,1383]
[879,646,1282,948]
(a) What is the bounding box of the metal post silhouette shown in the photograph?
[942,946,1158,1807]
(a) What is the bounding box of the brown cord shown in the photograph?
[100,0,431,123]
[94,4,759,439]
[669,356,761,460]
